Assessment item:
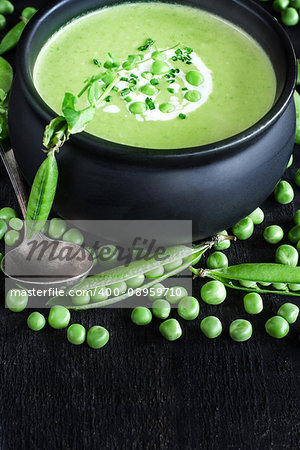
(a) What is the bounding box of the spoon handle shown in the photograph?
[0,141,28,218]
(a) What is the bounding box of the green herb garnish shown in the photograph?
[167,88,175,94]
[137,38,155,51]
[93,58,101,68]
[150,78,159,85]
[145,97,155,110]
[179,113,186,120]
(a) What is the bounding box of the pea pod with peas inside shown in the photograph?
[0,7,37,56]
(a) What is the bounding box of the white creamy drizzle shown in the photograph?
[102,49,213,121]
[103,105,120,113]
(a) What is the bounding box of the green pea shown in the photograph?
[87,326,109,349]
[165,286,188,304]
[164,258,183,272]
[177,296,199,320]
[295,169,300,187]
[275,244,299,266]
[6,288,28,312]
[141,71,152,80]
[286,154,293,169]
[263,225,284,244]
[0,14,6,30]
[129,101,146,114]
[288,283,300,291]
[273,0,289,12]
[145,266,165,278]
[288,225,300,243]
[277,302,299,324]
[151,60,170,75]
[148,283,166,301]
[110,281,127,296]
[200,316,222,339]
[239,280,257,288]
[126,274,145,288]
[272,283,288,291]
[274,180,294,204]
[4,229,20,246]
[8,217,23,231]
[243,293,263,315]
[159,318,182,341]
[0,252,3,268]
[248,207,264,225]
[206,251,228,269]
[67,324,86,345]
[265,316,289,338]
[140,83,159,96]
[232,217,254,240]
[131,306,152,325]
[152,299,171,320]
[62,228,84,245]
[184,90,201,102]
[201,280,226,305]
[48,305,70,329]
[0,218,7,239]
[0,1,14,15]
[159,103,175,114]
[291,0,300,8]
[48,218,66,239]
[259,281,271,287]
[85,246,97,266]
[186,70,204,86]
[281,7,299,25]
[98,244,119,267]
[71,292,90,306]
[0,56,12,93]
[152,50,166,61]
[229,319,253,342]
[91,287,109,302]
[21,7,37,20]
[27,312,46,331]
[0,206,17,220]
[214,230,231,250]
[294,209,300,225]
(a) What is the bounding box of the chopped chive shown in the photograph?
[129,86,136,92]
[164,74,171,79]
[175,49,182,56]
[182,87,188,91]
[145,97,155,110]
[105,96,112,102]
[179,113,186,120]
[186,61,192,65]
[150,78,159,85]
[175,69,180,74]
[124,96,132,103]
[167,88,175,93]
[93,58,101,67]
[130,79,137,85]
[130,73,138,78]
[112,86,119,92]
[168,80,175,84]
[138,38,155,51]
[120,87,131,96]
[184,46,193,54]
[120,77,129,82]
[171,56,178,61]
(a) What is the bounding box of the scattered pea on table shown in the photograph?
[281,7,299,26]
[295,169,300,187]
[48,217,67,239]
[274,180,294,204]
[206,251,228,269]
[48,305,70,329]
[165,286,188,304]
[275,244,299,266]
[27,312,46,331]
[177,296,200,321]
[243,293,263,315]
[232,217,254,240]
[0,1,14,15]
[62,228,84,245]
[214,230,230,250]
[277,303,299,324]
[9,217,23,231]
[200,316,222,339]
[87,326,109,349]
[263,225,284,244]
[6,288,28,312]
[248,207,264,225]
[229,319,253,342]
[131,307,152,325]
[67,324,86,345]
[265,316,289,338]
[148,283,166,301]
[288,224,300,244]
[159,318,182,341]
[201,280,227,305]
[4,229,20,246]
[0,206,17,220]
[0,218,7,239]
[152,299,171,320]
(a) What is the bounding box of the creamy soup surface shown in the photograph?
[33,2,277,149]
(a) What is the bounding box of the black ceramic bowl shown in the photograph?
[9,0,297,241]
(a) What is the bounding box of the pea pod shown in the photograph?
[25,150,58,239]
[47,238,223,309]
[295,90,300,145]
[193,263,300,297]
[0,21,26,55]
[0,56,12,93]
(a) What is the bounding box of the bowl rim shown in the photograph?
[16,0,297,163]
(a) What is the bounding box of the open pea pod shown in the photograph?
[47,241,211,309]
[200,263,300,297]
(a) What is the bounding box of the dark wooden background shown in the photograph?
[0,1,299,449]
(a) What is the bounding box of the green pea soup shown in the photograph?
[33,2,276,149]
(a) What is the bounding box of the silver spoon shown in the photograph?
[0,142,93,291]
